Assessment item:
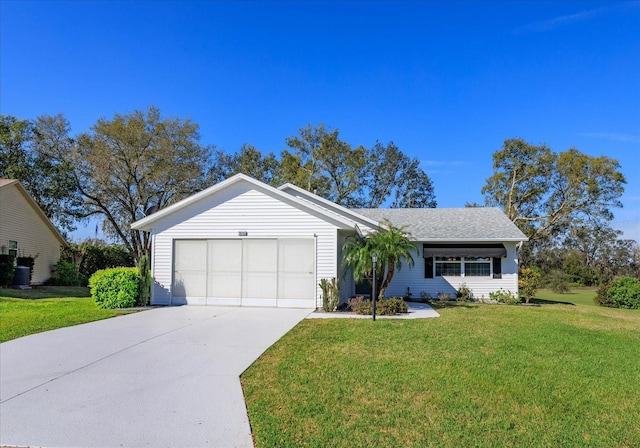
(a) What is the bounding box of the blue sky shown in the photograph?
[1,1,639,242]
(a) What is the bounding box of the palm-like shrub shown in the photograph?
[342,219,417,300]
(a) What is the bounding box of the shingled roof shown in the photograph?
[352,207,528,242]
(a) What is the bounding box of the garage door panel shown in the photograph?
[278,239,315,301]
[207,240,242,300]
[208,240,242,271]
[243,240,277,271]
[242,240,277,302]
[279,239,315,273]
[174,240,206,270]
[173,240,207,301]
[243,272,277,300]
[173,272,206,298]
[173,238,315,307]
[279,275,313,300]
[208,273,242,299]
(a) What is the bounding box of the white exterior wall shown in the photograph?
[149,183,340,307]
[0,184,64,284]
[384,242,520,301]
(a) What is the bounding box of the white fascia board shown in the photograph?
[421,237,529,243]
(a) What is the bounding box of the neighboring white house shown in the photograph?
[0,179,67,284]
[131,174,528,308]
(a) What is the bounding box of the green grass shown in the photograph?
[242,289,640,447]
[0,286,136,343]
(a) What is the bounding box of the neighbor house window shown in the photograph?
[8,240,17,258]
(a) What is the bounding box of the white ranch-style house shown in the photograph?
[131,174,528,308]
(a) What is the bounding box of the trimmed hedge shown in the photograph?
[89,267,140,309]
[595,277,640,309]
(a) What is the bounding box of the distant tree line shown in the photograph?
[0,107,436,262]
[1,107,637,286]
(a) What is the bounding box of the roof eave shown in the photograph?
[131,174,365,232]
[1,180,67,246]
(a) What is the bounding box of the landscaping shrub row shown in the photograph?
[348,296,408,315]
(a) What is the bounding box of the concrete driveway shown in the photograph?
[0,306,312,448]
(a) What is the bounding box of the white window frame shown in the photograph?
[8,240,18,258]
[434,256,491,277]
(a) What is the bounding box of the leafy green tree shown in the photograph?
[210,144,280,185]
[72,106,213,261]
[342,220,418,299]
[0,114,82,233]
[363,141,437,209]
[283,123,366,206]
[282,125,436,208]
[482,139,626,245]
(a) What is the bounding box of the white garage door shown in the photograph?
[172,239,315,308]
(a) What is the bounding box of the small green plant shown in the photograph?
[489,288,520,305]
[519,266,541,303]
[89,267,140,309]
[595,277,640,309]
[378,297,408,315]
[137,254,152,306]
[437,291,452,302]
[456,283,472,302]
[420,291,433,301]
[349,296,372,315]
[320,277,340,312]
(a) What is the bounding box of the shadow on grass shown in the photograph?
[530,298,576,306]
[0,286,91,300]
[424,301,480,310]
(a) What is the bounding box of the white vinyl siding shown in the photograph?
[0,183,65,284]
[149,183,341,307]
[385,242,520,301]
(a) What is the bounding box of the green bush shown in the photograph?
[378,297,408,315]
[50,259,84,286]
[349,296,372,315]
[89,267,140,309]
[489,288,520,305]
[547,269,571,293]
[519,266,541,303]
[456,283,472,302]
[595,277,640,309]
[0,254,15,287]
[137,255,151,306]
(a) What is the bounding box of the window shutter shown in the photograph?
[492,257,502,279]
[425,257,434,278]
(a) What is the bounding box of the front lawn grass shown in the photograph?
[242,289,640,447]
[0,286,135,343]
